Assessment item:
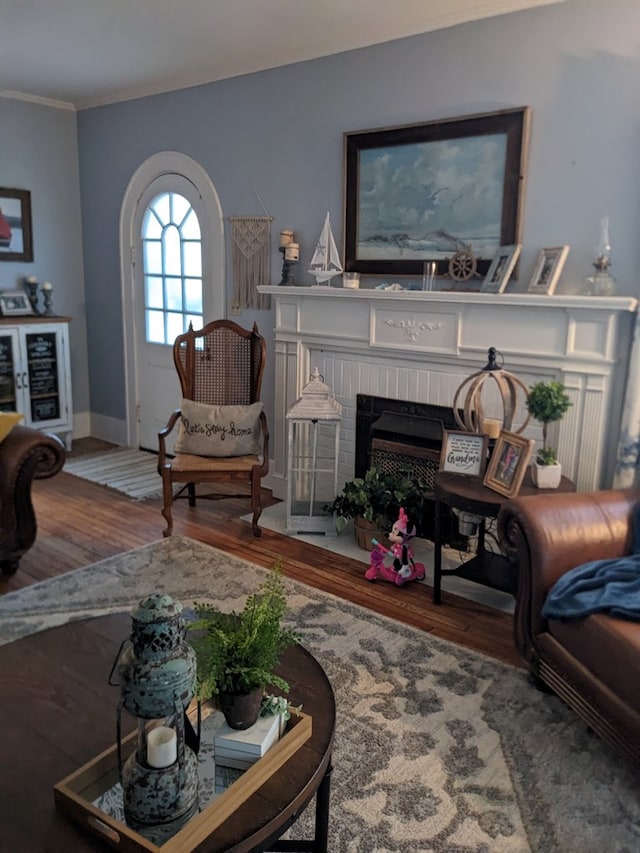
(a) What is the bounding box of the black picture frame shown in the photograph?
[344,107,530,278]
[0,188,33,262]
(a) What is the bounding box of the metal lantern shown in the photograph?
[286,368,342,535]
[111,593,200,834]
[452,346,530,436]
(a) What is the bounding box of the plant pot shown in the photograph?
[353,516,386,551]
[218,687,263,730]
[531,461,562,489]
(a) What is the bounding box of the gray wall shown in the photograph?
[0,98,90,416]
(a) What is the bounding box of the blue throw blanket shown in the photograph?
[542,503,640,622]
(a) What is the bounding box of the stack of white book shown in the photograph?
[214,712,282,772]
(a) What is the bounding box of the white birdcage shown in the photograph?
[285,368,342,535]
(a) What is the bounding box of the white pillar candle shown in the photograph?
[284,242,299,261]
[147,725,177,768]
[279,230,294,247]
[481,417,502,440]
[26,276,38,284]
[42,281,53,292]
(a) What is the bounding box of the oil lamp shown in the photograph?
[111,593,200,833]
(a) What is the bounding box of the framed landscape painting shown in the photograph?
[0,188,33,262]
[344,107,530,278]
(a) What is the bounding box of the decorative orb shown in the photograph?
[452,347,530,435]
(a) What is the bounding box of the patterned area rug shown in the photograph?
[64,448,161,499]
[1,537,638,852]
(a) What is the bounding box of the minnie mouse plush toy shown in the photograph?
[364,507,426,586]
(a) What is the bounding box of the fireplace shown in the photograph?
[356,394,462,543]
[260,285,637,501]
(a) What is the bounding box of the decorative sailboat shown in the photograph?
[308,212,343,285]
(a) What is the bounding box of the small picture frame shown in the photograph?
[439,429,489,477]
[481,244,522,293]
[0,290,34,316]
[482,430,534,498]
[527,245,570,295]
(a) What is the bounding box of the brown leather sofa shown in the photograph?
[0,424,66,576]
[497,487,640,772]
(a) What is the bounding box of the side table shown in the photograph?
[433,469,575,604]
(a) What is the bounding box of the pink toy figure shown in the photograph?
[364,507,426,586]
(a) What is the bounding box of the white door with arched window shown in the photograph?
[121,153,225,450]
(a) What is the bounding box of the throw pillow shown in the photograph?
[175,400,263,457]
[0,411,23,443]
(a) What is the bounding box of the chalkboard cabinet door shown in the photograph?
[0,321,72,448]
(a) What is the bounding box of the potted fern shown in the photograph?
[188,561,300,729]
[525,380,572,489]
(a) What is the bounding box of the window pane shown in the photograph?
[183,241,202,277]
[143,240,162,275]
[166,312,184,343]
[146,310,165,344]
[141,190,203,346]
[171,193,190,225]
[164,225,181,276]
[184,279,202,313]
[151,193,170,223]
[181,209,201,239]
[142,209,162,239]
[145,276,163,309]
[165,277,183,311]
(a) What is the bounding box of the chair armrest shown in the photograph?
[497,488,640,660]
[0,425,65,570]
[158,409,181,467]
[257,410,269,475]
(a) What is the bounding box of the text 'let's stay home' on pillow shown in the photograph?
[175,400,263,457]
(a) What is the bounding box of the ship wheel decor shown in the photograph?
[452,347,531,434]
[448,249,477,282]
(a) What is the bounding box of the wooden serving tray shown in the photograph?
[54,710,312,852]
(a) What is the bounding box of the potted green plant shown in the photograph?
[525,380,572,488]
[326,466,429,549]
[188,561,300,729]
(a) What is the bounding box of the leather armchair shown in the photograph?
[0,425,66,575]
[497,488,640,772]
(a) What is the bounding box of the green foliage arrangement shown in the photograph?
[526,380,572,465]
[326,465,429,533]
[188,561,300,701]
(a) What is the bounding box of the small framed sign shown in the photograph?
[439,430,489,477]
[483,430,534,497]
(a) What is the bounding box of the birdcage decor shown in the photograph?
[286,368,342,535]
[452,347,531,437]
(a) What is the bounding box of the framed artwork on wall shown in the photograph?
[481,244,522,293]
[483,430,534,498]
[527,245,570,295]
[0,188,33,262]
[344,107,530,279]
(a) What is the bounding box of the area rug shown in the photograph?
[64,447,161,499]
[1,537,638,852]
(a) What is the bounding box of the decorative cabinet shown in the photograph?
[0,318,73,449]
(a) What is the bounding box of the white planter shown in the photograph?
[531,461,562,489]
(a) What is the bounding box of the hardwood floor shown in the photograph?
[1,439,522,668]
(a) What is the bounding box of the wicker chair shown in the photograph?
[158,320,269,537]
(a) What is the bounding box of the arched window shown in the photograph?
[141,190,203,344]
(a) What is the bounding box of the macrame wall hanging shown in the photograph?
[229,186,272,313]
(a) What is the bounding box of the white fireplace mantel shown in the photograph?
[259,286,638,498]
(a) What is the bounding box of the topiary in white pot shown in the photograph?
[525,381,572,489]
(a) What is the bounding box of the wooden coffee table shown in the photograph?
[0,613,335,852]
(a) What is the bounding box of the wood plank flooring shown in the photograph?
[1,439,522,668]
